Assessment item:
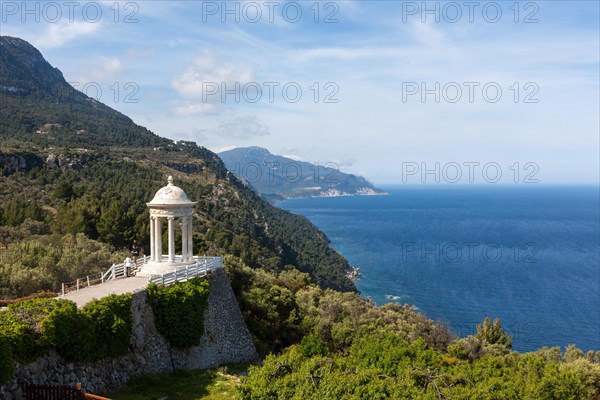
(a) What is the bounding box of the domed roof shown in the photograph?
[148,176,194,206]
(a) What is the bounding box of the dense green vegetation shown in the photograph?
[0,144,354,295]
[239,335,600,399]
[0,232,128,298]
[225,255,453,356]
[224,256,600,399]
[147,277,210,348]
[0,294,132,384]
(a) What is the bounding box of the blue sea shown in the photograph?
[279,185,600,353]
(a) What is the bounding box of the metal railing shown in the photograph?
[147,256,223,286]
[59,255,222,295]
[61,273,102,296]
[100,255,151,282]
[60,256,151,296]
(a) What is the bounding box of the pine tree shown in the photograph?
[476,316,513,348]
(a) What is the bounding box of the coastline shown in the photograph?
[272,190,388,205]
[345,265,361,282]
[276,185,600,352]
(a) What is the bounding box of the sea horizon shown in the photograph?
[279,184,600,353]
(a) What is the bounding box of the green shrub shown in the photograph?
[0,233,126,298]
[239,332,600,400]
[81,294,132,359]
[448,341,470,360]
[41,300,94,361]
[0,294,133,366]
[8,297,62,327]
[300,334,329,358]
[40,294,133,362]
[0,335,15,385]
[147,278,210,348]
[0,310,41,362]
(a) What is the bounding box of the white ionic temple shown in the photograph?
[136,176,196,276]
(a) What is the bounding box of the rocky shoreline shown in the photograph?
[313,188,388,198]
[345,265,361,282]
[270,190,388,205]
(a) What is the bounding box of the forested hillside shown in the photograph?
[0,144,354,295]
[225,256,600,399]
[0,36,355,297]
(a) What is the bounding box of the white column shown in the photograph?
[187,218,193,259]
[168,217,175,263]
[182,217,189,262]
[155,218,162,263]
[149,216,155,261]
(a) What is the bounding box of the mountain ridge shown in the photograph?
[0,35,169,147]
[219,146,387,202]
[0,35,356,293]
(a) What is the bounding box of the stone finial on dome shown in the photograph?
[167,175,174,186]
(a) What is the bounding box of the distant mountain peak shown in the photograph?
[0,35,65,91]
[1,36,28,45]
[246,146,271,152]
[228,146,272,156]
[219,147,386,202]
[0,35,168,147]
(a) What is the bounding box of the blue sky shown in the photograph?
[1,1,598,184]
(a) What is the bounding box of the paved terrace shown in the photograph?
[60,276,148,308]
[58,256,223,307]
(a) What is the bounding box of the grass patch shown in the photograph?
[101,365,247,400]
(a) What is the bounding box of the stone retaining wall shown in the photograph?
[0,268,258,399]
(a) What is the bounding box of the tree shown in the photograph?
[53,180,75,201]
[476,317,512,348]
[96,199,132,247]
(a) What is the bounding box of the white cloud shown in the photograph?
[411,20,446,47]
[32,21,100,49]
[97,56,123,78]
[293,47,404,63]
[171,128,208,144]
[172,50,254,100]
[72,56,124,85]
